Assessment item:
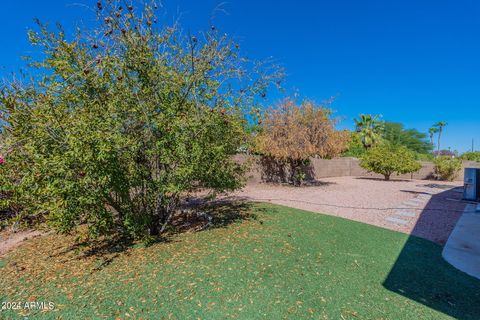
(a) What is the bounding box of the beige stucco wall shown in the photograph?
[235,154,480,183]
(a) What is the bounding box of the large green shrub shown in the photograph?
[359,144,421,180]
[433,157,462,181]
[0,2,280,240]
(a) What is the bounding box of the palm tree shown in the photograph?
[354,114,383,149]
[433,121,447,155]
[428,127,439,146]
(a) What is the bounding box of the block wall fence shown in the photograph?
[234,154,480,183]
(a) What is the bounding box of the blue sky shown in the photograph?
[1,0,479,152]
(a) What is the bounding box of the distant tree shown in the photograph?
[428,127,439,146]
[433,122,448,154]
[382,122,432,154]
[415,152,435,161]
[342,131,366,158]
[354,114,384,149]
[461,151,480,162]
[359,144,421,181]
[433,150,457,157]
[255,98,350,185]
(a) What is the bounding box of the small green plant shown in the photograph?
[293,170,307,186]
[359,144,421,180]
[433,156,462,181]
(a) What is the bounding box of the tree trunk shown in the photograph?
[384,174,391,181]
[150,207,172,236]
[289,159,302,186]
[150,195,179,236]
[437,129,442,155]
[149,210,161,236]
[149,195,163,236]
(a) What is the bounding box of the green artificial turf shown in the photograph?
[1,203,479,319]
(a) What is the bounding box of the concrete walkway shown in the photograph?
[383,193,432,227]
[442,204,480,279]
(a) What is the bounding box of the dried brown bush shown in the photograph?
[255,98,350,185]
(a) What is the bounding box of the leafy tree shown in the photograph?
[359,144,421,180]
[255,98,350,185]
[382,122,432,154]
[0,1,281,241]
[342,131,366,158]
[433,156,462,181]
[354,114,383,149]
[433,121,448,154]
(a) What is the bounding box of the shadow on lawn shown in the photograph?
[383,184,480,319]
[179,199,257,230]
[48,200,256,270]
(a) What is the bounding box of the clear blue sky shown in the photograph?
[1,1,479,152]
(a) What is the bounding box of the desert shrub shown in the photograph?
[359,144,421,180]
[0,1,281,241]
[433,156,462,181]
[460,152,480,162]
[255,98,350,186]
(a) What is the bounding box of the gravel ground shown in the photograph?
[0,229,43,257]
[227,176,466,244]
[0,177,466,255]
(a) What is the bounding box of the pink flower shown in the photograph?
[0,157,4,165]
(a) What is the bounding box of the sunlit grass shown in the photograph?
[1,203,479,319]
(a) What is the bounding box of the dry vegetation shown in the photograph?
[255,98,350,184]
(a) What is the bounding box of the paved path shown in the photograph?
[383,193,432,227]
[443,204,480,279]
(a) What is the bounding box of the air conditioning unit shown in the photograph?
[463,168,480,201]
